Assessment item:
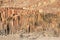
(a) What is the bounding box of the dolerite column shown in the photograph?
[14,9,19,32]
[12,8,17,34]
[0,9,3,35]
[0,8,6,35]
[2,8,7,35]
[7,8,13,34]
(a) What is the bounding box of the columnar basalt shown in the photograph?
[0,7,60,36]
[0,8,37,34]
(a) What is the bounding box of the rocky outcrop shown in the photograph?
[0,0,60,36]
[0,8,60,36]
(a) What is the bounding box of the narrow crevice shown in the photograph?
[7,24,10,34]
[28,25,30,32]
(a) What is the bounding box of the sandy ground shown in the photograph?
[0,34,60,40]
[0,31,60,40]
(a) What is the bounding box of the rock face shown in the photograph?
[0,0,60,36]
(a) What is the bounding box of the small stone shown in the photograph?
[43,2,47,5]
[38,2,42,6]
[23,7,29,10]
[39,9,43,13]
[50,0,56,3]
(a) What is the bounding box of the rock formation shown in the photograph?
[0,0,60,36]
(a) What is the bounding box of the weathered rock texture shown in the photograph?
[0,0,60,36]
